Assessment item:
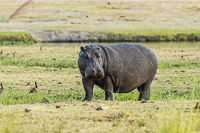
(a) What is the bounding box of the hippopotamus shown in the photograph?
[78,43,157,102]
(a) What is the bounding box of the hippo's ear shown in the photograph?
[80,46,84,52]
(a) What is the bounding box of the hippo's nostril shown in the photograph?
[98,69,101,73]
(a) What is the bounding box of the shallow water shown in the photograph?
[38,42,200,48]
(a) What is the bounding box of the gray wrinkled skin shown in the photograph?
[78,43,157,102]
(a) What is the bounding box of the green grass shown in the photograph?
[0,43,199,105]
[0,32,36,43]
[158,61,200,69]
[0,58,78,68]
[0,83,199,105]
[0,56,199,69]
[1,28,199,43]
[95,30,200,42]
[0,48,199,105]
[158,105,200,133]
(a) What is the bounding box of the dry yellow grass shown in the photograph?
[0,100,199,132]
[1,0,200,32]
[154,47,200,62]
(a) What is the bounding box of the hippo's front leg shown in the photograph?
[82,77,94,102]
[104,76,114,101]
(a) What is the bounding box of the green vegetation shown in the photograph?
[158,61,200,69]
[95,30,200,42]
[0,42,199,105]
[1,56,200,69]
[1,30,200,43]
[0,32,36,44]
[0,57,78,68]
[0,84,199,105]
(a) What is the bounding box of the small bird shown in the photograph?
[29,82,38,93]
[25,82,30,86]
[0,83,4,94]
[194,102,200,113]
[42,97,50,103]
[25,108,31,113]
[194,102,200,109]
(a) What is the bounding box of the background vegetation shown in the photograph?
[0,32,36,43]
[1,0,200,42]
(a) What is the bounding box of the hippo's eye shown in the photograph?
[85,53,90,59]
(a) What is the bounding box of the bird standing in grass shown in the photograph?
[25,82,30,86]
[0,83,4,94]
[29,82,38,93]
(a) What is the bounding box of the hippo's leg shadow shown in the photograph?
[104,76,114,101]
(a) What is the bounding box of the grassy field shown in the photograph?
[0,42,200,132]
[1,0,200,30]
[1,0,200,132]
[1,0,200,42]
[0,32,36,43]
[0,100,200,133]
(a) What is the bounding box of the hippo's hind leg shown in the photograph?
[137,83,150,101]
[137,77,154,101]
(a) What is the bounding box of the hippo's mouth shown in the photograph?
[85,72,105,79]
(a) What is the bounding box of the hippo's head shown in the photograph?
[78,45,105,79]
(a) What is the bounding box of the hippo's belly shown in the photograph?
[111,66,152,93]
